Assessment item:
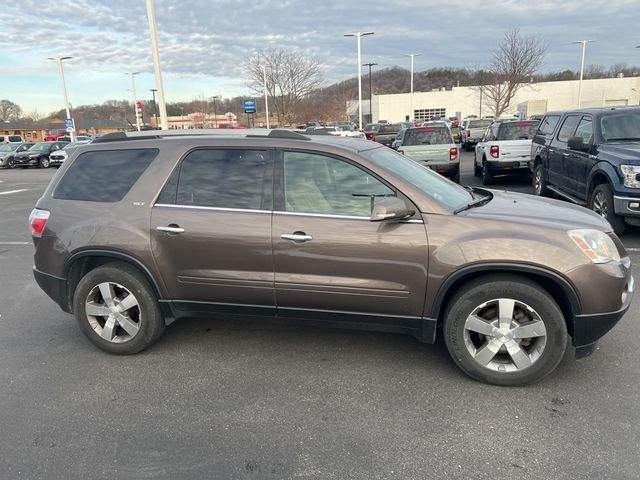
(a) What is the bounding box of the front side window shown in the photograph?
[166,149,271,210]
[283,151,394,217]
[557,115,581,143]
[574,117,594,144]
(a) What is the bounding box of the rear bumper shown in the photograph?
[423,161,459,178]
[613,195,640,217]
[33,267,70,313]
[571,275,633,348]
[485,160,531,175]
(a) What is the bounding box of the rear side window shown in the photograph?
[497,122,539,140]
[538,115,560,135]
[8,136,22,142]
[557,116,581,143]
[160,149,271,210]
[54,149,157,202]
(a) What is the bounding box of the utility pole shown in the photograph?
[404,53,421,122]
[144,0,169,129]
[150,88,158,128]
[344,32,374,130]
[362,62,377,124]
[211,95,220,128]
[48,56,76,142]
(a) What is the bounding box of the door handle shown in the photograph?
[156,225,185,233]
[281,233,313,242]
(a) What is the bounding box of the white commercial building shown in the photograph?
[364,76,640,123]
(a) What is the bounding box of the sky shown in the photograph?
[0,0,638,116]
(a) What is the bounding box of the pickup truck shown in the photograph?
[474,119,539,185]
[531,107,640,235]
[373,123,402,147]
[397,126,460,182]
[459,118,492,150]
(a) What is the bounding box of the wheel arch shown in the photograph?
[432,263,582,337]
[587,165,616,199]
[65,250,164,312]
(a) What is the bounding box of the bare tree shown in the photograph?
[0,99,23,122]
[245,48,322,125]
[474,30,547,117]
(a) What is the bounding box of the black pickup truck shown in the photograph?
[373,123,402,147]
[531,107,640,234]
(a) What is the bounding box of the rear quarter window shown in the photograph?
[54,149,158,202]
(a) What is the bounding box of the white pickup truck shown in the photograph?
[473,119,540,185]
[459,118,492,151]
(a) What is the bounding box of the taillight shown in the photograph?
[398,149,405,155]
[490,145,499,158]
[467,129,471,137]
[29,208,49,237]
[449,147,458,161]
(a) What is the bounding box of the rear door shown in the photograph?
[272,150,429,326]
[150,148,276,316]
[548,115,580,189]
[563,115,595,198]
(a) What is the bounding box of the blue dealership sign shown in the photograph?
[243,99,256,113]
[64,118,73,129]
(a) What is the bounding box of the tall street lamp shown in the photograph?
[210,95,220,128]
[149,88,159,128]
[363,62,377,124]
[572,40,595,108]
[344,31,374,130]
[144,0,168,129]
[126,72,141,131]
[404,53,421,122]
[261,65,270,129]
[47,56,76,142]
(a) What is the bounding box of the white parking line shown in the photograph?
[0,242,31,245]
[626,248,640,252]
[0,189,28,195]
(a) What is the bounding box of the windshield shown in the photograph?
[364,124,380,132]
[601,112,640,141]
[362,147,472,211]
[0,144,17,152]
[497,121,539,140]
[28,143,49,151]
[469,120,492,128]
[379,124,400,134]
[403,128,452,146]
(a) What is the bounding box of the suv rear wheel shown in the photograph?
[481,160,493,185]
[444,275,567,386]
[73,262,165,354]
[590,183,626,235]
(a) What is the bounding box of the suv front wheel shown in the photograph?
[73,262,165,354]
[444,275,567,386]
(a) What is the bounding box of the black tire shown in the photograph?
[473,161,481,177]
[6,157,15,169]
[481,161,493,185]
[590,183,626,235]
[533,164,550,197]
[73,262,165,354]
[39,157,50,168]
[444,274,568,386]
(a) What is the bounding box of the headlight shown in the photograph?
[568,229,620,263]
[620,165,640,188]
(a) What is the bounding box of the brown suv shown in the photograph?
[30,129,633,386]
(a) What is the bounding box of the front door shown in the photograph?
[272,150,429,328]
[150,148,275,315]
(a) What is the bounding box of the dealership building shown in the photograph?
[350,76,640,123]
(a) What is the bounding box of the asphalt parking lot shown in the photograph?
[1,153,639,480]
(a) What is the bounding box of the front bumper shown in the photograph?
[14,156,39,166]
[613,195,640,217]
[33,267,70,313]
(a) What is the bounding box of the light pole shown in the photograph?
[344,31,374,130]
[210,95,220,128]
[362,62,377,124]
[144,0,168,129]
[149,88,159,128]
[572,40,595,108]
[47,56,76,142]
[404,53,421,122]
[126,72,141,131]
[261,65,270,129]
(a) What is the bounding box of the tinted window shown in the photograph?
[468,120,492,128]
[54,149,157,202]
[174,149,270,210]
[403,128,452,146]
[557,116,581,143]
[497,121,539,140]
[379,124,401,134]
[574,117,594,144]
[8,136,22,142]
[600,112,640,141]
[538,115,560,135]
[0,144,16,152]
[284,152,393,217]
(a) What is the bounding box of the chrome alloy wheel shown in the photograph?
[592,191,608,217]
[534,169,542,194]
[85,282,141,343]
[463,298,547,373]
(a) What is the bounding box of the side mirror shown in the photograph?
[371,197,414,222]
[568,136,589,152]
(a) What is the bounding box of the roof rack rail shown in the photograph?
[93,128,311,143]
